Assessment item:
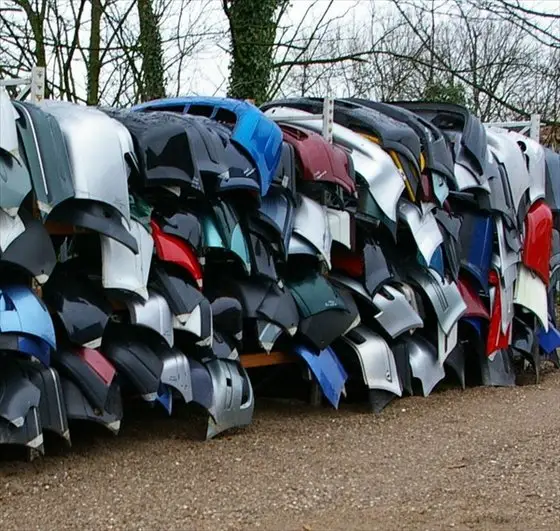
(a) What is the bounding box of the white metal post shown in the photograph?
[0,66,45,102]
[529,114,541,143]
[322,95,334,144]
[29,66,45,103]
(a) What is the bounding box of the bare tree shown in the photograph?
[0,0,218,105]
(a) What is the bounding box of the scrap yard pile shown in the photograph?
[0,89,560,459]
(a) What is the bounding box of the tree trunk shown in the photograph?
[137,0,166,101]
[224,0,285,104]
[87,0,102,105]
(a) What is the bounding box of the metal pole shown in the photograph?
[322,95,334,144]
[29,66,45,103]
[530,114,541,143]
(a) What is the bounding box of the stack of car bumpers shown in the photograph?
[0,88,559,458]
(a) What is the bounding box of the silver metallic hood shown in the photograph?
[39,100,131,222]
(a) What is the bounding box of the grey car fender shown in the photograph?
[0,362,43,453]
[256,320,284,353]
[204,358,254,439]
[372,285,424,338]
[0,209,26,251]
[127,290,174,348]
[453,163,491,193]
[292,195,332,269]
[0,86,19,156]
[480,348,516,387]
[60,376,122,434]
[101,218,152,301]
[13,101,75,218]
[486,126,530,214]
[397,199,443,265]
[288,233,320,259]
[404,266,466,335]
[437,321,458,366]
[329,274,423,337]
[337,325,402,397]
[0,363,41,427]
[507,131,546,205]
[0,153,32,218]
[406,335,445,397]
[18,362,70,444]
[159,348,193,407]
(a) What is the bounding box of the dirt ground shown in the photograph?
[2,370,560,531]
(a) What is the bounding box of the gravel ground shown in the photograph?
[2,371,560,531]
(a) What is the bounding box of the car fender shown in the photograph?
[17,362,70,444]
[507,131,546,204]
[103,108,203,194]
[0,210,57,284]
[39,101,131,221]
[0,86,19,156]
[151,219,203,288]
[458,276,490,320]
[514,264,548,331]
[293,195,332,269]
[404,266,466,335]
[13,101,75,218]
[157,348,193,414]
[280,124,355,194]
[397,199,443,265]
[60,375,122,434]
[538,322,560,354]
[126,290,174,348]
[406,335,445,396]
[256,188,295,258]
[156,210,202,251]
[458,211,493,293]
[133,97,282,196]
[523,199,552,285]
[544,148,560,212]
[486,126,530,214]
[0,285,56,351]
[204,358,254,439]
[332,241,392,297]
[52,347,117,414]
[43,266,111,349]
[0,333,51,366]
[294,344,348,409]
[49,199,138,253]
[102,326,164,402]
[0,362,41,427]
[0,150,32,218]
[480,348,516,387]
[149,263,203,317]
[326,208,352,249]
[101,219,153,301]
[336,325,401,398]
[247,228,278,281]
[211,297,243,343]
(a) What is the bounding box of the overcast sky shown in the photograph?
[173,0,559,96]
